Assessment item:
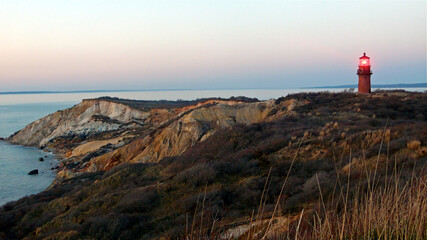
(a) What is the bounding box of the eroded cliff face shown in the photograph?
[8,99,163,147]
[85,99,302,172]
[8,97,304,173]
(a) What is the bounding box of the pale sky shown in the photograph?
[0,0,425,91]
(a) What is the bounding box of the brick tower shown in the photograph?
[357,53,372,93]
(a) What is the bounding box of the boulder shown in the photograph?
[28,169,39,175]
[39,157,44,162]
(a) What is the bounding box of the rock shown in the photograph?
[39,157,44,162]
[28,169,39,175]
[8,99,152,147]
[0,137,4,141]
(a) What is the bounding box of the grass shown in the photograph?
[183,165,426,240]
[310,175,426,239]
[184,124,426,240]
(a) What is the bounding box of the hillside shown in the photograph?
[1,91,426,239]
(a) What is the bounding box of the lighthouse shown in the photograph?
[357,53,372,93]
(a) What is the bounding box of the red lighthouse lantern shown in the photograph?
[357,53,372,93]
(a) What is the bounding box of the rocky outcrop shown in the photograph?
[8,99,155,147]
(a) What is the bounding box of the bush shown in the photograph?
[115,188,159,213]
[175,163,217,187]
[407,140,421,150]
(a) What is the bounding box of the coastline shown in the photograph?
[0,139,61,206]
[1,90,425,202]
[1,90,425,239]
[0,138,61,169]
[4,89,426,186]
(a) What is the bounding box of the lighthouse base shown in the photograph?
[358,75,371,93]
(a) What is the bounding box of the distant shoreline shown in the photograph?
[305,83,426,89]
[1,83,425,95]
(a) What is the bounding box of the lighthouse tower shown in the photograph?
[357,53,372,93]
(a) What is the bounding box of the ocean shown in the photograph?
[0,103,73,206]
[0,88,425,206]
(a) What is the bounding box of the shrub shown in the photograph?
[115,188,159,213]
[407,140,421,150]
[82,214,132,239]
[175,163,217,187]
[302,171,330,194]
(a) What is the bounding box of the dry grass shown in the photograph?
[183,129,426,240]
[263,125,426,239]
[184,172,426,240]
[299,175,427,240]
[407,140,421,150]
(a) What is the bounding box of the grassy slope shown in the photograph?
[0,91,426,239]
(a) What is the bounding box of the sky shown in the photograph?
[0,0,425,91]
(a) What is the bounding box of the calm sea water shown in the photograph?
[0,88,424,206]
[0,103,73,206]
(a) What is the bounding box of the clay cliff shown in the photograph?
[8,99,153,147]
[8,97,304,173]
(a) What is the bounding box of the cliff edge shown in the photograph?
[8,96,303,172]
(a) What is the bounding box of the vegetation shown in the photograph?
[95,96,259,110]
[0,91,425,239]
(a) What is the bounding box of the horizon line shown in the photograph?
[1,83,425,95]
